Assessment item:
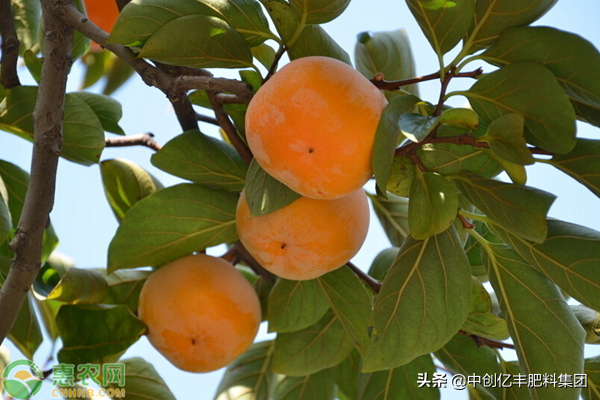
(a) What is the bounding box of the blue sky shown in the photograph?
[1,0,599,399]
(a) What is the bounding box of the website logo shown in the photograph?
[1,359,44,400]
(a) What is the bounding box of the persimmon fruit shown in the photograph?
[138,254,261,373]
[84,0,120,49]
[245,56,388,199]
[236,189,370,280]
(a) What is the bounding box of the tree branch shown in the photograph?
[196,112,220,126]
[105,132,162,151]
[0,0,73,345]
[60,3,254,104]
[0,0,22,88]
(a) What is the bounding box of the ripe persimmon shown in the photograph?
[236,189,370,280]
[138,254,261,373]
[245,56,388,199]
[84,0,119,49]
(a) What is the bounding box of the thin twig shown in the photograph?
[105,133,162,152]
[370,68,483,91]
[433,66,457,117]
[208,92,253,164]
[196,113,220,126]
[0,0,73,345]
[0,0,21,88]
[347,262,381,293]
[459,330,516,350]
[264,45,288,82]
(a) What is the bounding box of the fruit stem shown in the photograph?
[264,44,289,83]
[347,262,381,293]
[459,330,515,350]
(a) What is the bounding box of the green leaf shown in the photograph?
[32,252,74,298]
[484,243,584,400]
[272,310,354,376]
[46,267,109,304]
[359,354,439,400]
[262,0,300,44]
[0,160,58,261]
[105,357,176,400]
[368,247,400,282]
[372,95,420,193]
[215,341,274,400]
[367,192,409,247]
[492,220,600,313]
[151,130,247,192]
[409,171,458,240]
[268,277,329,333]
[434,334,503,400]
[138,15,253,69]
[354,29,419,98]
[330,350,361,400]
[36,298,61,341]
[416,143,501,178]
[252,43,277,70]
[549,138,600,199]
[406,0,475,55]
[438,108,479,130]
[244,160,301,217]
[467,0,558,51]
[6,292,43,360]
[571,305,600,344]
[462,62,576,154]
[11,0,40,54]
[399,113,438,143]
[318,266,372,353]
[363,225,471,372]
[70,0,91,60]
[386,156,416,198]
[69,92,125,135]
[102,56,136,96]
[287,25,351,64]
[452,173,555,243]
[290,0,350,24]
[583,356,600,400]
[109,0,274,48]
[101,269,151,313]
[488,151,528,186]
[0,176,11,243]
[81,51,110,90]
[273,370,335,400]
[23,50,42,84]
[0,86,106,165]
[480,26,600,128]
[500,360,537,399]
[462,277,509,340]
[100,158,164,222]
[107,183,238,272]
[57,304,146,365]
[478,113,534,165]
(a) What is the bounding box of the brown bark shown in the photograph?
[0,0,73,344]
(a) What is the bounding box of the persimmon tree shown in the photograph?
[0,0,600,399]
